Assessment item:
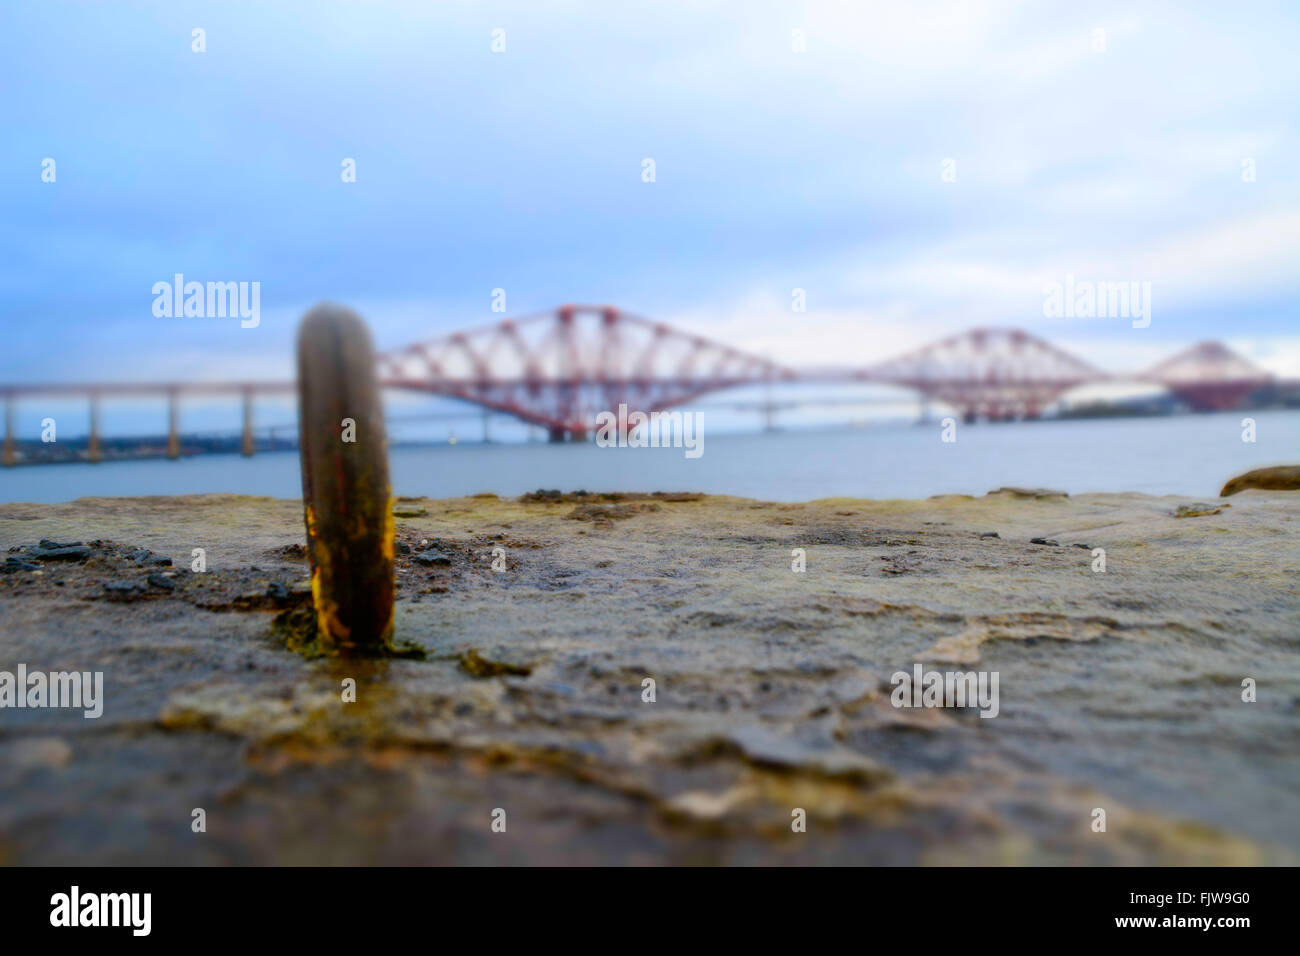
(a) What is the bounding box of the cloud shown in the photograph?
[1,0,1297,394]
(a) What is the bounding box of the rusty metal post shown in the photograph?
[166,387,180,459]
[88,393,101,463]
[296,304,394,653]
[240,387,255,457]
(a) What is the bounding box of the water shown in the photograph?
[1,410,1295,504]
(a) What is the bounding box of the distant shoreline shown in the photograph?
[2,411,1296,505]
[5,400,1299,468]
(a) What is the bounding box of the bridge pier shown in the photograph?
[241,388,255,457]
[763,369,776,432]
[547,426,588,443]
[3,396,14,467]
[166,388,180,459]
[88,394,101,463]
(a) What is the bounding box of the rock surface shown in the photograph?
[1220,464,1300,497]
[1,490,1297,865]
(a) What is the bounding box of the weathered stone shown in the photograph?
[31,545,93,561]
[987,486,1068,499]
[1220,464,1300,497]
[1,490,1296,865]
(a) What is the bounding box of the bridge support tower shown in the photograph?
[87,394,101,463]
[3,396,14,467]
[166,388,180,459]
[241,387,255,457]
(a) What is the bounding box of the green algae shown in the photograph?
[273,603,425,660]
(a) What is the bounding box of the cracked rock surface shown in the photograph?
[1,489,1297,864]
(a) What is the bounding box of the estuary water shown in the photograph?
[0,409,1296,504]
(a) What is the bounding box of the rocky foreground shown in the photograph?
[1,489,1297,865]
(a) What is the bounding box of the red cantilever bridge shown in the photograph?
[0,304,1281,460]
[375,305,1274,439]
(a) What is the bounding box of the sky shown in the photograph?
[1,0,1298,436]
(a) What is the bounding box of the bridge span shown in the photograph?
[0,304,1282,463]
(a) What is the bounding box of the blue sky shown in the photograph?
[2,0,1298,432]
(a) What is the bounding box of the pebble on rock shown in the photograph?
[102,580,144,597]
[31,545,93,562]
